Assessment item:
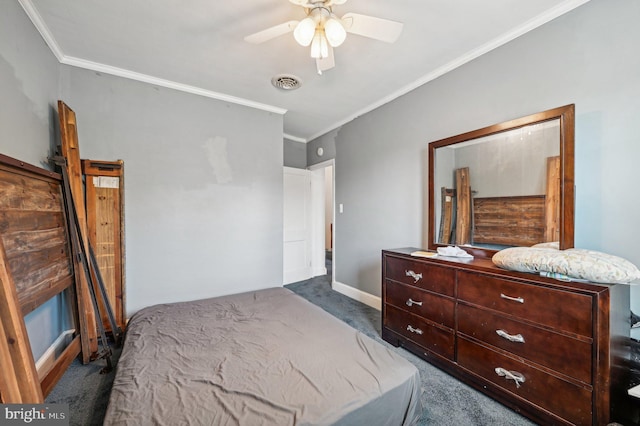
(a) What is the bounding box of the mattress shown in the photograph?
[104,287,421,425]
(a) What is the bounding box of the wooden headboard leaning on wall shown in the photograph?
[472,195,546,247]
[471,155,561,248]
[0,153,84,403]
[446,155,560,248]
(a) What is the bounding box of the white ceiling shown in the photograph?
[21,0,589,142]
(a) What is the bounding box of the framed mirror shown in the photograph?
[428,104,575,258]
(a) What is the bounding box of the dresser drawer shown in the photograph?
[458,337,592,425]
[457,271,593,337]
[384,304,454,360]
[458,304,592,384]
[385,280,455,328]
[384,256,455,296]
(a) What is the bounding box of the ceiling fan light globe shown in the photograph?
[310,29,329,59]
[320,32,329,58]
[293,17,316,46]
[324,18,346,47]
[310,30,322,58]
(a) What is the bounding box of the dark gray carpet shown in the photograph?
[45,345,121,425]
[46,257,533,425]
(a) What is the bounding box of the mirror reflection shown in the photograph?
[434,119,560,250]
[429,104,576,258]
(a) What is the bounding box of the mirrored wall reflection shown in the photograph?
[433,119,560,250]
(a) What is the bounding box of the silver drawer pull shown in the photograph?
[406,325,423,335]
[405,270,423,283]
[496,329,525,343]
[406,298,423,307]
[495,367,526,388]
[500,293,524,304]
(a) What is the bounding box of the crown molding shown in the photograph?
[18,0,287,116]
[283,134,307,143]
[305,0,591,142]
[20,0,590,142]
[60,56,287,115]
[18,0,65,61]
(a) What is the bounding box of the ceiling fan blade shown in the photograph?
[326,0,348,5]
[289,0,314,7]
[341,13,403,43]
[244,20,299,44]
[316,46,335,75]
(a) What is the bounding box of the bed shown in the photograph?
[104,287,422,425]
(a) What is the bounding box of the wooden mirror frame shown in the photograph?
[428,104,575,258]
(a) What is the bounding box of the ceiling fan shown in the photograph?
[244,0,403,74]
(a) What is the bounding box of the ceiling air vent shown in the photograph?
[271,74,301,91]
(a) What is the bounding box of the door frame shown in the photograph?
[308,159,335,284]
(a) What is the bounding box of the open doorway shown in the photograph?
[309,159,334,283]
[323,164,333,276]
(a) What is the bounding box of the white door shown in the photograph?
[283,167,311,284]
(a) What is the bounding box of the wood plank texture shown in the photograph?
[0,237,43,403]
[40,335,81,398]
[83,159,125,331]
[438,187,454,244]
[473,195,546,247]
[455,168,471,245]
[0,168,74,315]
[0,310,23,402]
[545,156,561,242]
[0,153,85,402]
[58,100,96,361]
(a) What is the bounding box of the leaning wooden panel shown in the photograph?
[58,100,97,361]
[473,195,546,247]
[0,312,23,402]
[455,167,471,245]
[544,156,561,242]
[0,165,74,315]
[40,335,81,398]
[438,187,454,244]
[82,160,125,330]
[0,236,43,403]
[0,153,82,400]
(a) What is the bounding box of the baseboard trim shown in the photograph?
[36,329,75,379]
[283,267,312,285]
[312,267,327,277]
[332,281,381,311]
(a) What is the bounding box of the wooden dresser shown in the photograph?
[382,248,631,425]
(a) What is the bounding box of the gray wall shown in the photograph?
[284,133,338,169]
[0,1,57,165]
[284,138,307,169]
[329,0,640,299]
[0,1,72,360]
[60,66,284,315]
[284,131,339,169]
[307,128,338,167]
[450,124,558,198]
